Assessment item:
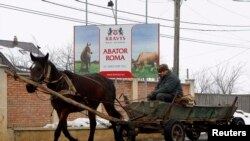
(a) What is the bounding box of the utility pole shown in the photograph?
[173,0,181,77]
[108,0,117,25]
[75,0,88,25]
[146,0,148,23]
[86,0,88,25]
[115,0,117,25]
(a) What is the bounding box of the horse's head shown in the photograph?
[26,53,50,93]
[29,52,49,82]
[86,43,92,51]
[83,43,93,56]
[87,43,91,47]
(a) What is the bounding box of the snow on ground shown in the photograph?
[43,117,111,129]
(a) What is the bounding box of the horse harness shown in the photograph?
[41,62,104,96]
[38,62,77,95]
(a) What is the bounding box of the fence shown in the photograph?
[195,93,250,113]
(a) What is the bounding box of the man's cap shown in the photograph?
[157,64,169,72]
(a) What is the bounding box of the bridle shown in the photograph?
[30,61,63,83]
[29,62,44,83]
[43,63,63,83]
[30,61,76,94]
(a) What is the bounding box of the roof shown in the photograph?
[0,39,43,55]
[0,52,17,71]
[0,37,43,72]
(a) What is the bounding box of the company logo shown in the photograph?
[106,27,126,41]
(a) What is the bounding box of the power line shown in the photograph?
[207,0,250,20]
[137,0,171,4]
[73,0,250,28]
[42,0,250,32]
[161,25,250,32]
[190,48,250,76]
[43,0,145,24]
[161,34,250,49]
[184,0,250,43]
[1,3,250,49]
[0,3,102,25]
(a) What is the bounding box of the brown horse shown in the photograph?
[26,53,122,141]
[80,43,92,72]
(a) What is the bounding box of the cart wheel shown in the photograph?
[117,125,136,141]
[186,130,200,141]
[230,117,245,125]
[164,120,185,141]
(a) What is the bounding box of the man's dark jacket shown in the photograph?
[152,71,183,98]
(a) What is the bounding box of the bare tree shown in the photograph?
[45,43,74,72]
[193,68,214,94]
[193,63,243,94]
[212,64,242,94]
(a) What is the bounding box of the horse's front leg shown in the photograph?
[61,111,78,141]
[88,112,97,141]
[62,120,78,141]
[54,119,63,141]
[86,60,89,72]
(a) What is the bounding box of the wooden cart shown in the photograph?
[117,97,245,141]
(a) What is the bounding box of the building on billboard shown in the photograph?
[74,23,159,78]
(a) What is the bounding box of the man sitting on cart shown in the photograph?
[147,64,183,103]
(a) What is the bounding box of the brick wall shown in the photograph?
[7,75,190,127]
[115,79,190,101]
[7,75,52,127]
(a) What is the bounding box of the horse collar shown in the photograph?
[44,64,76,94]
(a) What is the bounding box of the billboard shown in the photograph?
[74,23,159,78]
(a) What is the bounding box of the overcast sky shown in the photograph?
[1,0,250,93]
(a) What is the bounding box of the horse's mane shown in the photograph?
[48,61,61,72]
[48,61,74,77]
